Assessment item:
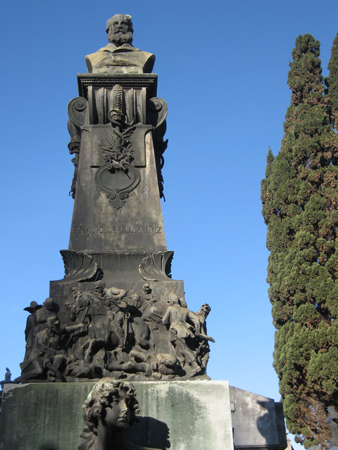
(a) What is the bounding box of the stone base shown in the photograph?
[0,380,233,450]
[229,385,286,450]
[0,381,286,450]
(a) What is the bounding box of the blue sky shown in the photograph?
[1,0,338,446]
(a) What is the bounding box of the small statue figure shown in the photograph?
[35,297,58,334]
[162,294,202,377]
[0,368,13,415]
[141,284,162,325]
[194,304,215,373]
[21,315,86,382]
[85,14,155,74]
[0,368,12,389]
[23,301,42,353]
[79,379,160,450]
[162,294,199,341]
[195,304,215,343]
[20,316,64,382]
[142,284,152,301]
[4,368,11,382]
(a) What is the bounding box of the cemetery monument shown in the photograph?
[0,15,287,450]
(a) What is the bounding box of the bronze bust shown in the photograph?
[85,14,155,74]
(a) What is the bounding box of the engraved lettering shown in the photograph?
[72,224,162,234]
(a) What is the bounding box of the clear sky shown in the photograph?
[1,0,338,446]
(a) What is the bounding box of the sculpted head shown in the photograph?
[167,293,180,306]
[143,283,151,294]
[199,303,211,318]
[82,379,140,435]
[43,297,55,311]
[106,14,133,47]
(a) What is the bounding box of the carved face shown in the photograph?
[103,390,131,431]
[200,304,211,317]
[143,283,151,294]
[44,297,54,311]
[107,14,133,46]
[168,294,179,306]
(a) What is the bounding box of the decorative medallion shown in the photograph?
[95,126,140,209]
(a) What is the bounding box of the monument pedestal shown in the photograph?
[0,381,286,450]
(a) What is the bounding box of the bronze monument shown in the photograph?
[19,13,214,383]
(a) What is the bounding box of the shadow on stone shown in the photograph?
[230,386,286,450]
[38,445,58,450]
[125,416,170,449]
[256,400,286,450]
[256,400,270,445]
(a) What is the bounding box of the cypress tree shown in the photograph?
[261,34,338,448]
[327,33,338,128]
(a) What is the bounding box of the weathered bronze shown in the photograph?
[19,13,214,383]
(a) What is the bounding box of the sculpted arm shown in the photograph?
[162,307,172,326]
[186,310,200,333]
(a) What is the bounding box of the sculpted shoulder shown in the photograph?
[85,43,155,74]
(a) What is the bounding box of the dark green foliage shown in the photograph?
[327,33,338,127]
[261,34,338,448]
